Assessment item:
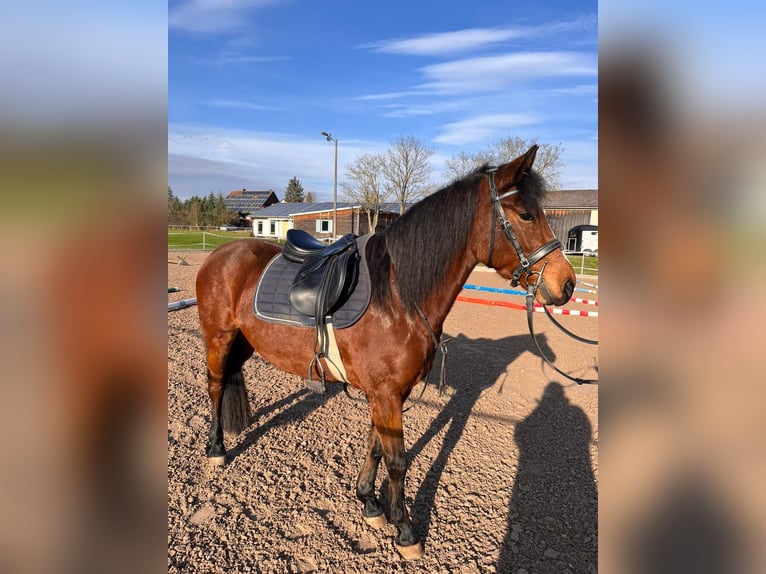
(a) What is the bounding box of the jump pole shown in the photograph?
[462,284,598,305]
[456,295,598,317]
[168,298,197,312]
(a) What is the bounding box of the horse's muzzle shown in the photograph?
[539,278,574,306]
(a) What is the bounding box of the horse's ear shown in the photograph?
[497,144,539,186]
[520,144,538,173]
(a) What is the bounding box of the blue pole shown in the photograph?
[462,284,527,296]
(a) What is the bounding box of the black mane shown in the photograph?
[515,169,548,214]
[368,165,548,312]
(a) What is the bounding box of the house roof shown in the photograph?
[251,202,352,218]
[224,189,279,213]
[251,202,403,218]
[541,189,598,209]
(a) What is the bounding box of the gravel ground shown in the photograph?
[168,249,598,574]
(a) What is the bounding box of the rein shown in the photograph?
[485,169,598,385]
[414,304,449,395]
[525,264,598,385]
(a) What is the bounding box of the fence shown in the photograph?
[563,253,599,276]
[168,229,255,251]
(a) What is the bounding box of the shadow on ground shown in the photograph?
[405,331,597,573]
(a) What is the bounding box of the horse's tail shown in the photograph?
[221,359,251,436]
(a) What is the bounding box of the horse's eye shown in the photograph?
[519,212,534,221]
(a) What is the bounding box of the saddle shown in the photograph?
[285,230,359,319]
[282,230,360,388]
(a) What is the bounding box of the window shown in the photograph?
[315,219,333,233]
[256,221,263,235]
[270,221,276,235]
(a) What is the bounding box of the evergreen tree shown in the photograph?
[167,190,237,228]
[187,196,202,228]
[304,191,315,203]
[284,176,305,202]
[168,187,183,225]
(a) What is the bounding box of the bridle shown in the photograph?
[486,168,562,286]
[485,168,598,385]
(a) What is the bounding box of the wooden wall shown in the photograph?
[293,209,400,239]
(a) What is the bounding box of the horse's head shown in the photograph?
[474,145,576,306]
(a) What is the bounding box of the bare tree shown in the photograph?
[490,136,564,190]
[524,142,564,191]
[340,153,391,232]
[444,136,565,189]
[443,150,491,182]
[380,135,434,214]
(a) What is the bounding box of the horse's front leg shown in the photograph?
[356,424,386,527]
[370,394,423,560]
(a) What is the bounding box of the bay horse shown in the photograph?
[195,145,576,559]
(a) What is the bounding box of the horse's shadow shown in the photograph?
[405,331,557,546]
[226,377,343,462]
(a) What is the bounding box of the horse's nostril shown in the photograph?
[563,279,574,300]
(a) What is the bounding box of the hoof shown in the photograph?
[395,541,424,560]
[208,455,226,466]
[363,513,387,529]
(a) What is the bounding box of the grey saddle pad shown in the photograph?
[254,234,372,328]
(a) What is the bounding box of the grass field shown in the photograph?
[565,254,599,276]
[168,230,255,250]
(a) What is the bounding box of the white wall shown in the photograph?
[252,218,291,239]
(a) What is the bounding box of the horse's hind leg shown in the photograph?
[356,424,386,528]
[204,331,253,466]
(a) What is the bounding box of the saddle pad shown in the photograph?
[254,234,372,328]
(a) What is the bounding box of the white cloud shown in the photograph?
[169,0,283,33]
[204,98,283,111]
[168,124,388,199]
[353,90,430,101]
[557,138,599,189]
[366,27,527,56]
[549,84,599,97]
[434,113,539,145]
[419,52,597,94]
[381,100,465,118]
[168,124,598,198]
[210,55,290,64]
[363,16,596,56]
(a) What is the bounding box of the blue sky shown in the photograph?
[169,0,598,200]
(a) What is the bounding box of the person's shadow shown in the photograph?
[498,381,597,573]
[405,332,557,547]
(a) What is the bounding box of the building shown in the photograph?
[224,189,280,225]
[541,189,598,252]
[251,202,401,241]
